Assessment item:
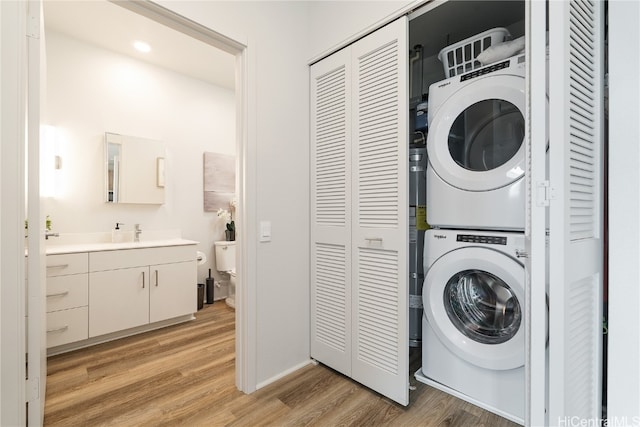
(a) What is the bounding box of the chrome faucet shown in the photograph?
[134,224,142,242]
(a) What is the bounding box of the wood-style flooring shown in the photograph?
[44,303,518,426]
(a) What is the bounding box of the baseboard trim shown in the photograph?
[256,359,314,390]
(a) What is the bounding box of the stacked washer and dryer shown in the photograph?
[414,40,529,424]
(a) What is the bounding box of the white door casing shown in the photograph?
[548,0,604,424]
[606,0,640,422]
[1,1,28,425]
[351,17,409,406]
[26,0,47,423]
[524,0,550,425]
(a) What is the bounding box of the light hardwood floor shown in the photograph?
[44,303,519,426]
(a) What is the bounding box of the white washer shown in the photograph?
[415,229,526,424]
[427,54,526,231]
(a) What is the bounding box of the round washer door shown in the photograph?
[424,246,524,370]
[427,75,525,191]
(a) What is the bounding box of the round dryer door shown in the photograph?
[427,75,525,191]
[424,246,524,370]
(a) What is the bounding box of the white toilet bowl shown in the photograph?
[225,270,236,309]
[214,241,236,309]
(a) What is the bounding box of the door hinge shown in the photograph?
[27,377,40,401]
[536,180,555,207]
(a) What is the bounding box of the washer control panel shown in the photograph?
[456,234,507,245]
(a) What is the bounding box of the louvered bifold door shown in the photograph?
[310,48,353,376]
[351,17,409,406]
[548,0,604,424]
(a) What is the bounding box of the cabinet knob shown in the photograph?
[155,270,159,287]
[142,271,145,288]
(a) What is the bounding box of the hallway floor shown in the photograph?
[44,303,517,426]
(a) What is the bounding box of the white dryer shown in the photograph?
[415,229,526,424]
[426,54,526,231]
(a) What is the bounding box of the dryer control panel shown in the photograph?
[456,234,507,245]
[460,59,510,82]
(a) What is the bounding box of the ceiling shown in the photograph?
[43,0,236,90]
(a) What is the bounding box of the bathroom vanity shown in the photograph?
[45,239,197,355]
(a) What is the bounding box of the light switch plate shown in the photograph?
[259,220,271,242]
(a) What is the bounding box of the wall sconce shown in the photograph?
[41,125,62,198]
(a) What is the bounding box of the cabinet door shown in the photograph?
[89,267,149,337]
[149,261,196,323]
[351,17,409,406]
[310,47,353,376]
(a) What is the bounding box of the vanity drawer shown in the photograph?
[46,253,89,277]
[46,306,88,348]
[89,245,196,272]
[46,274,88,313]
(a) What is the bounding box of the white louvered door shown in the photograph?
[310,48,353,375]
[351,17,408,406]
[547,0,604,424]
[310,17,408,406]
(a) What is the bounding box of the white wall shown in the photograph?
[156,1,312,387]
[44,31,236,292]
[307,0,413,57]
[153,0,413,390]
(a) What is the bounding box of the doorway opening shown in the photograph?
[41,0,248,393]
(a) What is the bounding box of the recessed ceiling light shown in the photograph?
[133,41,151,53]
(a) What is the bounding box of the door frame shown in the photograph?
[1,1,29,425]
[0,3,256,421]
[112,0,255,393]
[525,1,549,425]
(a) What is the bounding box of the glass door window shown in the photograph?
[444,269,522,345]
[448,99,524,172]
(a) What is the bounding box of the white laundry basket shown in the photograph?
[438,27,511,78]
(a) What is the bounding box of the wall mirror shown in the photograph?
[105,132,166,204]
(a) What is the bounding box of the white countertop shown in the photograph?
[45,238,199,255]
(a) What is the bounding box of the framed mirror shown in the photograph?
[105,132,166,204]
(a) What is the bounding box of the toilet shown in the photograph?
[214,241,236,309]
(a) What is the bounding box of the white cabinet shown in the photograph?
[149,261,196,323]
[45,253,89,348]
[310,17,408,406]
[88,245,196,338]
[89,266,149,337]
